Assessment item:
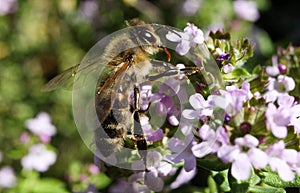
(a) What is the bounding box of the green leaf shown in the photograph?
[223,68,251,80]
[207,175,218,193]
[232,68,251,77]
[259,169,300,188]
[89,173,111,189]
[17,171,68,193]
[69,161,82,182]
[197,155,230,171]
[228,166,250,193]
[7,145,28,160]
[248,185,286,193]
[211,170,230,192]
[238,38,254,60]
[252,65,262,75]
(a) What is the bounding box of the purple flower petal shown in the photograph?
[231,153,252,180]
[189,93,206,109]
[165,31,181,42]
[145,129,164,142]
[183,154,196,172]
[170,167,196,189]
[144,170,164,192]
[168,137,185,153]
[282,149,298,164]
[192,141,214,158]
[276,75,295,92]
[266,56,280,77]
[248,148,268,169]
[269,157,295,182]
[175,39,191,55]
[223,63,234,73]
[218,145,240,163]
[266,103,289,138]
[180,121,194,136]
[234,134,259,148]
[266,66,280,77]
[158,78,181,96]
[216,126,229,144]
[277,94,295,107]
[158,163,173,177]
[168,115,179,126]
[166,23,204,56]
[147,151,162,168]
[267,141,285,156]
[199,124,215,140]
[182,109,198,119]
[156,102,166,115]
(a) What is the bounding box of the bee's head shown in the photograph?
[131,26,163,54]
[126,19,163,54]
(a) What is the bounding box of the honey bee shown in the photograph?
[43,19,199,168]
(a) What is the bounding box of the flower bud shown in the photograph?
[240,122,252,133]
[278,64,287,74]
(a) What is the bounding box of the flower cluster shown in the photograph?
[106,23,300,192]
[21,112,57,172]
[0,112,59,190]
[174,31,300,184]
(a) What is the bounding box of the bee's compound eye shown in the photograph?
[138,30,156,44]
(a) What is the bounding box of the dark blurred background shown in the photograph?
[256,0,300,46]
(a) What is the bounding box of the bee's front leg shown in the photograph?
[146,60,199,81]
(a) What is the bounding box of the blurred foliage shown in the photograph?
[0,0,299,192]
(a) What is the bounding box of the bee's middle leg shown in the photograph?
[132,85,147,167]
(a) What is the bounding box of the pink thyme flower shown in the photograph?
[264,75,295,103]
[218,134,268,180]
[132,151,175,192]
[21,144,57,172]
[166,23,204,55]
[25,112,57,142]
[233,0,260,22]
[182,93,213,121]
[209,82,253,116]
[0,166,16,188]
[192,125,229,158]
[267,141,298,181]
[167,134,196,172]
[266,101,292,139]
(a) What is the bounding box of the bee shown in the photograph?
[43,19,199,168]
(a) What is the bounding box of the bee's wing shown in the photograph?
[41,55,109,92]
[41,64,80,92]
[95,60,131,123]
[42,34,112,92]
